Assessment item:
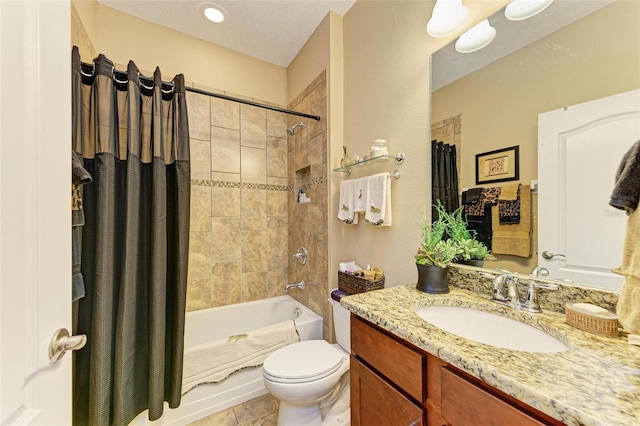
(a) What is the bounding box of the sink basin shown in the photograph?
[413,305,569,353]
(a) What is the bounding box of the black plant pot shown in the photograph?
[415,263,449,294]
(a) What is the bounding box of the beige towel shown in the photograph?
[616,276,640,335]
[491,184,531,257]
[499,182,520,201]
[613,207,640,335]
[612,207,640,279]
[181,320,299,395]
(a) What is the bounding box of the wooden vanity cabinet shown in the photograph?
[351,315,426,425]
[350,314,563,426]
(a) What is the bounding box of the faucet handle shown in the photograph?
[523,281,541,312]
[533,282,559,290]
[292,246,308,265]
[523,281,559,313]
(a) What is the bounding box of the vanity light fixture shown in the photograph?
[505,0,554,21]
[455,19,496,53]
[427,0,469,38]
[200,2,226,23]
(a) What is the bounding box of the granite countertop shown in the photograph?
[341,285,640,426]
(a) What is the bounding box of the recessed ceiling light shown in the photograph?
[505,0,554,21]
[455,19,496,53]
[427,0,469,38]
[200,2,226,23]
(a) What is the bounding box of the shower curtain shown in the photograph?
[431,140,459,219]
[71,47,190,425]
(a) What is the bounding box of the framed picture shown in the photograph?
[475,145,520,184]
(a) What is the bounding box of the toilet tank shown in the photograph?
[330,295,351,351]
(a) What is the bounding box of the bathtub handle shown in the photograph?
[292,246,308,265]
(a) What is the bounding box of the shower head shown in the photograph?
[287,122,306,136]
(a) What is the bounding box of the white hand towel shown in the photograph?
[365,172,392,226]
[338,180,358,224]
[353,176,368,213]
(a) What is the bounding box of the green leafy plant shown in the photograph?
[455,238,496,261]
[434,201,496,262]
[414,209,458,268]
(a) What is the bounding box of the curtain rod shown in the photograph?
[79,61,321,122]
[185,86,320,121]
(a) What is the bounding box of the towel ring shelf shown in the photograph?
[333,152,405,176]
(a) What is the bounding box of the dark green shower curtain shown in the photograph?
[71,47,190,425]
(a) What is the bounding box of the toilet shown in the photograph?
[263,290,351,425]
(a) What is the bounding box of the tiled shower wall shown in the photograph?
[186,90,291,311]
[186,70,328,327]
[286,71,330,340]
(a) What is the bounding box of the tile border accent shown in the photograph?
[191,179,292,191]
[300,176,324,192]
[191,177,323,191]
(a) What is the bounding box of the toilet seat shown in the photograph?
[263,340,346,384]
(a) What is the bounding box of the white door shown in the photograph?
[1,1,72,424]
[538,89,640,291]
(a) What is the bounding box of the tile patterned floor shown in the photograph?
[187,393,279,426]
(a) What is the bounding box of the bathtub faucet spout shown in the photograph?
[285,280,306,292]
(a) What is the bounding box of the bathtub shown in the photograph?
[130,295,322,425]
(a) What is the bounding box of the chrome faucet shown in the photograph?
[530,265,550,278]
[505,275,522,309]
[491,271,558,312]
[492,274,510,302]
[284,280,306,292]
[492,273,522,309]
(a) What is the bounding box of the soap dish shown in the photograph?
[565,302,619,337]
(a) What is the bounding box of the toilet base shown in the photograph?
[321,379,350,425]
[278,401,323,426]
[277,378,351,426]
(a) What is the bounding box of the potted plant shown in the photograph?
[414,210,458,293]
[437,202,496,267]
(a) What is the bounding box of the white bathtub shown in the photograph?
[131,295,323,425]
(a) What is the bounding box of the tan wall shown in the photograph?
[431,1,640,274]
[334,0,504,289]
[71,2,97,59]
[71,0,97,51]
[77,1,288,105]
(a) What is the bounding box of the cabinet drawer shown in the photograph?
[441,367,545,426]
[351,356,424,426]
[351,315,426,402]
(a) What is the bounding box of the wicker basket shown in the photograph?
[338,271,385,295]
[565,303,619,337]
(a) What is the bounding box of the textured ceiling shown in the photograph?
[98,0,356,68]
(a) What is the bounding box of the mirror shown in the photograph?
[431,0,640,291]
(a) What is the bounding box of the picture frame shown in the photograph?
[475,145,520,184]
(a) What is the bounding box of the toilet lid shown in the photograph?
[263,340,345,383]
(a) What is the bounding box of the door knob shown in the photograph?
[48,328,87,365]
[542,251,566,260]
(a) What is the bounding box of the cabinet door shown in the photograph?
[351,315,426,402]
[351,356,425,426]
[441,368,546,426]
